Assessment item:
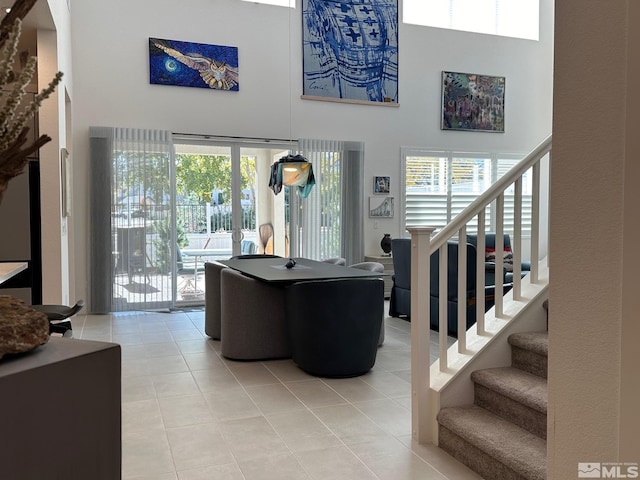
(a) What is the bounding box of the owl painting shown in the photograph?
[149,38,239,91]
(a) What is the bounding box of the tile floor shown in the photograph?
[74,303,480,480]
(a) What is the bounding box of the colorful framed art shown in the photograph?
[441,71,505,132]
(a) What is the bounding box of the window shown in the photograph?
[402,149,532,236]
[403,0,539,41]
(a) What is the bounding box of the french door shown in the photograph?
[91,128,361,311]
[172,138,292,305]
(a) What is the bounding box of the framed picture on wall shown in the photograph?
[301,0,399,105]
[149,37,239,91]
[441,71,505,132]
[374,176,390,194]
[369,196,394,218]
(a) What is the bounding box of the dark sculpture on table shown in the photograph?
[380,234,392,256]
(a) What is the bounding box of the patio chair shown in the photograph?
[241,240,257,255]
[176,245,205,295]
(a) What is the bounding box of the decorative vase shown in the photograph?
[380,234,392,256]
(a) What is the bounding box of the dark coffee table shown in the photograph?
[218,257,384,283]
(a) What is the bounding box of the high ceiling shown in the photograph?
[1,0,55,31]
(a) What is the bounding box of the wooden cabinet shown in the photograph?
[365,254,394,299]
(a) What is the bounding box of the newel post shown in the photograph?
[407,226,437,444]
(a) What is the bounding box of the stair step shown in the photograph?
[509,331,548,356]
[472,367,547,439]
[509,331,548,378]
[438,405,546,480]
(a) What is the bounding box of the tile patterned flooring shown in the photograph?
[74,303,480,480]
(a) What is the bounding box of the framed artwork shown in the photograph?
[374,176,390,194]
[441,71,505,132]
[302,0,399,106]
[369,196,394,218]
[149,37,239,91]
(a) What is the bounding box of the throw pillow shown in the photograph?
[486,247,514,272]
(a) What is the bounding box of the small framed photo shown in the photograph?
[369,196,394,218]
[373,176,390,194]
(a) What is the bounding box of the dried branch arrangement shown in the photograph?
[0,0,62,204]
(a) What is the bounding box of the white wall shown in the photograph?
[549,0,640,475]
[70,0,554,309]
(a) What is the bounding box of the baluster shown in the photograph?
[458,225,467,353]
[531,161,540,283]
[495,194,504,317]
[439,242,448,370]
[476,211,486,335]
[513,177,523,300]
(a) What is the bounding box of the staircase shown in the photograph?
[437,331,548,480]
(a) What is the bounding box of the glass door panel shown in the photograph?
[172,140,292,306]
[174,143,233,304]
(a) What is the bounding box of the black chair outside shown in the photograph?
[31,300,85,337]
[285,278,384,377]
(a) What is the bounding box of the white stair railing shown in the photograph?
[409,135,552,444]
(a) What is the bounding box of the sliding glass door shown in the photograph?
[172,138,292,305]
[91,129,363,311]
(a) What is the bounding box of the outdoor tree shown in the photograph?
[175,153,254,204]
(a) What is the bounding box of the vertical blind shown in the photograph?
[90,127,175,312]
[296,139,364,265]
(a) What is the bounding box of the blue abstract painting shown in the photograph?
[302,0,398,104]
[149,38,239,91]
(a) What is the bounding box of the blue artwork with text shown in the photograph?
[303,0,398,103]
[149,38,239,91]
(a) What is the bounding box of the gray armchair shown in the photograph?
[219,268,290,360]
[204,261,226,340]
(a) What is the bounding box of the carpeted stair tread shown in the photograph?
[438,405,546,480]
[508,332,548,357]
[471,367,547,414]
